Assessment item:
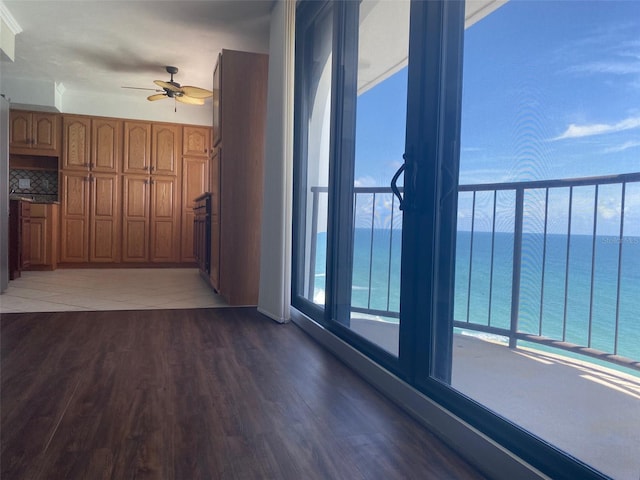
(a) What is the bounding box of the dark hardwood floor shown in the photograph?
[1,307,484,480]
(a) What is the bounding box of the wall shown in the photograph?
[257,0,295,323]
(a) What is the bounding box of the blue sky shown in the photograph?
[353,0,639,235]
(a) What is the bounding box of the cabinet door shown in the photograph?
[152,124,180,176]
[92,118,121,173]
[122,175,150,262]
[60,172,90,262]
[32,113,59,154]
[90,173,120,263]
[30,218,47,266]
[182,126,210,157]
[181,156,208,262]
[150,176,179,263]
[62,116,91,170]
[123,121,151,174]
[9,111,30,150]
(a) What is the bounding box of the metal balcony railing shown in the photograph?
[308,172,640,371]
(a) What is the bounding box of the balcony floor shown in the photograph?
[351,317,640,480]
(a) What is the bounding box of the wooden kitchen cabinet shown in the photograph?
[183,126,210,157]
[210,50,268,305]
[150,176,180,262]
[152,124,180,176]
[29,203,59,269]
[62,116,91,170]
[92,118,121,173]
[122,175,150,262]
[10,110,60,156]
[122,174,179,263]
[181,155,209,263]
[9,200,31,279]
[123,121,152,174]
[60,171,120,263]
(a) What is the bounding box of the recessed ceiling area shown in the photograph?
[0,1,273,125]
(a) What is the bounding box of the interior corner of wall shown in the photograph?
[54,82,65,111]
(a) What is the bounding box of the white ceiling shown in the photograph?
[0,0,273,124]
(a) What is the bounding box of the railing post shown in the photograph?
[509,188,524,349]
[308,188,320,300]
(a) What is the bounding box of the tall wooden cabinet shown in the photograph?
[121,122,181,263]
[181,126,210,263]
[60,116,121,263]
[210,50,268,305]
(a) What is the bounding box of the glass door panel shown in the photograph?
[344,0,410,356]
[439,2,640,478]
[294,3,333,312]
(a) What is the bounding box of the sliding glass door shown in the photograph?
[293,1,634,478]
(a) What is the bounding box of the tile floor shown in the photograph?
[0,268,227,313]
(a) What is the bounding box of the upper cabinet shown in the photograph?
[123,121,152,174]
[62,116,91,170]
[62,116,121,173]
[152,124,180,175]
[183,126,210,157]
[92,118,122,173]
[124,121,180,176]
[10,110,61,157]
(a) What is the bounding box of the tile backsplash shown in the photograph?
[9,169,58,199]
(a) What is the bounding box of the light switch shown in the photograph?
[18,178,30,189]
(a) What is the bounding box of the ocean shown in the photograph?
[312,228,640,362]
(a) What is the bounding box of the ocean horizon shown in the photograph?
[311,228,640,363]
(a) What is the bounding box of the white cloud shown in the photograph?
[567,61,640,76]
[354,176,378,187]
[603,141,640,153]
[553,116,640,141]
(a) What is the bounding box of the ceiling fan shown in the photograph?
[123,66,213,106]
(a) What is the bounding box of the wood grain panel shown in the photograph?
[60,172,90,262]
[62,116,91,170]
[1,308,485,480]
[180,156,208,263]
[182,126,210,156]
[123,121,151,174]
[92,118,121,173]
[90,174,120,262]
[152,124,180,176]
[122,175,149,262]
[29,218,46,265]
[9,111,29,147]
[150,176,179,263]
[33,113,58,152]
[217,50,268,305]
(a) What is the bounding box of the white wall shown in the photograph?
[257,0,295,323]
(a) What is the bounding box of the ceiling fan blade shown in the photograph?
[181,85,214,99]
[154,80,180,92]
[147,93,167,101]
[122,86,161,91]
[175,95,205,106]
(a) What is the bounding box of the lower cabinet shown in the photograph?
[9,200,30,279]
[29,203,59,269]
[60,171,119,263]
[122,175,180,263]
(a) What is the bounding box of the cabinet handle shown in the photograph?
[150,165,155,172]
[144,165,150,171]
